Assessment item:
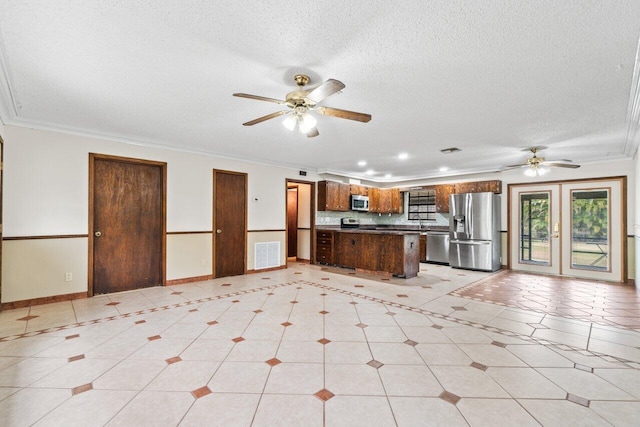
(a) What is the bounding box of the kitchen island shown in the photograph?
[316,228,420,278]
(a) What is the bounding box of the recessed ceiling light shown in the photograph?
[358,160,367,166]
[365,169,374,175]
[384,173,392,178]
[398,153,409,160]
[439,166,449,172]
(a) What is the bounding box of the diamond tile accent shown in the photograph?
[320,293,327,296]
[439,390,461,405]
[451,306,467,311]
[397,294,408,298]
[349,302,358,305]
[134,320,146,324]
[574,363,594,373]
[386,311,397,316]
[253,310,263,314]
[567,393,590,407]
[65,334,80,340]
[232,300,240,303]
[166,356,182,365]
[171,291,183,295]
[404,339,418,347]
[281,322,293,327]
[267,293,275,296]
[72,383,93,395]
[432,325,444,330]
[294,272,302,275]
[262,277,270,280]
[381,278,390,281]
[189,309,198,312]
[319,311,329,315]
[222,283,232,287]
[68,354,85,363]
[355,285,364,288]
[290,300,299,304]
[367,360,384,369]
[470,362,488,371]
[192,386,212,399]
[147,335,162,341]
[207,320,218,326]
[232,337,245,343]
[266,358,282,367]
[317,338,331,345]
[491,341,507,348]
[314,388,335,402]
[105,302,120,306]
[17,315,39,321]
[356,323,368,329]
[321,278,330,280]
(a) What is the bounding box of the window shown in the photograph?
[408,189,436,221]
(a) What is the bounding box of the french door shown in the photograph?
[509,178,625,282]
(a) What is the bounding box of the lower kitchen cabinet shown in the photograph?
[316,230,335,265]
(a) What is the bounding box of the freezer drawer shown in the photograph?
[449,240,500,272]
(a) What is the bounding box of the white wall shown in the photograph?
[296,183,311,260]
[1,125,321,302]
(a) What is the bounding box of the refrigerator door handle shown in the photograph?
[450,240,491,245]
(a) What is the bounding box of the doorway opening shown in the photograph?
[285,179,315,265]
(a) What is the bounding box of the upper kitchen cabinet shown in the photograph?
[370,188,402,214]
[435,184,455,213]
[349,184,369,196]
[318,181,350,211]
[456,180,502,194]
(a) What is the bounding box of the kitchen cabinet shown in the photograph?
[349,184,369,196]
[455,180,502,194]
[435,184,455,213]
[335,232,362,268]
[318,181,350,211]
[370,188,402,214]
[316,230,335,265]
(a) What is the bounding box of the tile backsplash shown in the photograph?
[317,210,449,227]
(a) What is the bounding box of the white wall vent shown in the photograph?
[254,242,280,270]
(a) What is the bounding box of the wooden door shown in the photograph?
[213,170,247,278]
[0,135,3,299]
[90,154,165,295]
[287,187,298,258]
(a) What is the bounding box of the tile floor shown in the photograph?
[0,263,639,426]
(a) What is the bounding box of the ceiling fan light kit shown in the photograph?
[234,73,371,138]
[503,147,580,177]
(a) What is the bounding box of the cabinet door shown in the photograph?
[336,233,361,267]
[435,184,455,213]
[349,184,369,196]
[391,188,403,213]
[338,183,350,211]
[368,188,381,213]
[419,235,426,262]
[318,181,351,211]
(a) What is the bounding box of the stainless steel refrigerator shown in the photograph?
[449,192,501,271]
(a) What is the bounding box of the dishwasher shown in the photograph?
[425,231,450,265]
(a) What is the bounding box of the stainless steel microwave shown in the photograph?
[351,195,369,211]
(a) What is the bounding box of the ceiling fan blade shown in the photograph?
[306,128,319,138]
[242,110,289,126]
[306,79,345,103]
[233,93,287,105]
[317,106,371,123]
[501,164,527,170]
[544,162,580,169]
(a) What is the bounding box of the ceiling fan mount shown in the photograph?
[233,73,371,138]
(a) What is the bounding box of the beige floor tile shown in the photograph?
[0,335,64,357]
[160,322,209,339]
[0,387,70,426]
[34,389,136,427]
[252,394,323,427]
[441,327,494,344]
[0,357,68,387]
[458,344,527,367]
[179,339,234,361]
[357,312,399,326]
[146,360,220,391]
[430,366,509,398]
[589,326,640,347]
[593,368,640,398]
[325,396,396,427]
[532,328,589,348]
[325,341,372,364]
[369,342,425,365]
[324,324,367,342]
[363,325,408,343]
[33,357,120,388]
[505,344,574,367]
[389,396,468,426]
[519,399,610,426]
[457,398,540,426]
[589,401,640,427]
[33,336,110,358]
[208,361,271,393]
[226,340,279,362]
[325,363,386,396]
[93,359,167,390]
[128,338,194,360]
[198,321,249,340]
[588,338,640,363]
[179,392,261,427]
[378,364,443,397]
[281,323,324,341]
[105,391,194,427]
[275,340,324,363]
[0,387,20,401]
[486,317,537,335]
[84,335,148,359]
[0,356,23,371]
[391,311,433,327]
[400,326,452,344]
[536,367,634,400]
[486,367,567,398]
[264,362,324,394]
[415,344,473,366]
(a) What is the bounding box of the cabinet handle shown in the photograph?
[216,229,223,234]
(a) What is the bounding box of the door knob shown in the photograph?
[216,229,222,234]
[553,222,559,238]
[94,231,102,237]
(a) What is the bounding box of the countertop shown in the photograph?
[316,225,448,235]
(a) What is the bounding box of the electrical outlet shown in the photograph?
[65,272,73,282]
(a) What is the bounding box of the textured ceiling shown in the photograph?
[1,0,640,182]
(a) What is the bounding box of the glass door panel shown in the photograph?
[570,189,609,271]
[519,193,550,265]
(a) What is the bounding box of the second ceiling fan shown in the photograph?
[233,74,371,138]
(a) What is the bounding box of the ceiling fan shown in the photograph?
[233,74,371,138]
[503,147,580,177]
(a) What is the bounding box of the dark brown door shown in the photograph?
[90,155,165,295]
[213,170,247,278]
[287,187,298,258]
